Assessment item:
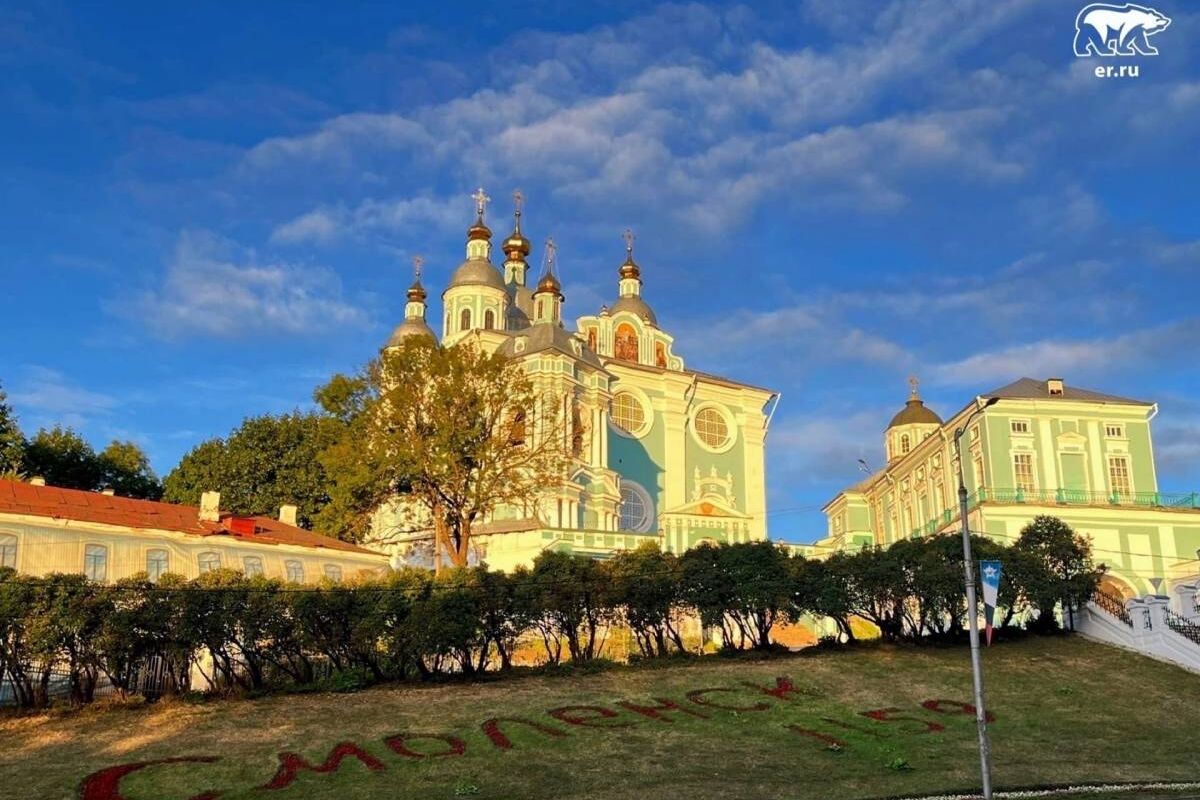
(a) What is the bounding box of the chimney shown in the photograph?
[1047,378,1064,397]
[279,504,299,527]
[29,476,46,486]
[199,491,221,522]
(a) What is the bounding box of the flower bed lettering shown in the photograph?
[78,677,994,799]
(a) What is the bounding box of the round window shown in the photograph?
[619,480,654,532]
[693,407,731,450]
[611,392,646,436]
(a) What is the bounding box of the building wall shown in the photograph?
[0,516,387,584]
[821,389,1200,592]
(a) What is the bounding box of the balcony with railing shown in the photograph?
[909,487,1200,538]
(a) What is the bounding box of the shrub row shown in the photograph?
[0,516,1101,709]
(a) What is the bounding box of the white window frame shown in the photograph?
[0,533,16,570]
[609,389,652,439]
[324,564,343,582]
[84,544,108,582]
[1104,422,1126,439]
[1108,455,1133,498]
[146,548,169,582]
[197,551,221,574]
[242,555,264,578]
[1012,452,1037,494]
[1010,419,1031,435]
[284,560,305,583]
[618,479,655,533]
[690,402,737,453]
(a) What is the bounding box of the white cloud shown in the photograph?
[7,366,119,431]
[132,231,369,339]
[231,1,1048,237]
[270,208,342,244]
[929,320,1200,387]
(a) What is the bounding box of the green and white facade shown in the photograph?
[822,378,1200,597]
[368,194,777,571]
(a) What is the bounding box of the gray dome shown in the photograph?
[386,318,436,347]
[610,295,658,326]
[448,258,506,292]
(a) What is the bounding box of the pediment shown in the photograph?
[663,497,749,519]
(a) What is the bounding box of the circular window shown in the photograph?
[692,405,734,452]
[611,392,647,437]
[619,480,654,532]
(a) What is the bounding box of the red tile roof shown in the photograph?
[0,479,380,556]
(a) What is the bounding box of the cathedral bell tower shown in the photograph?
[532,238,563,326]
[442,188,509,344]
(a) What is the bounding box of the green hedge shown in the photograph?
[0,516,1100,709]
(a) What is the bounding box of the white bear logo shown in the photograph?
[1074,3,1171,56]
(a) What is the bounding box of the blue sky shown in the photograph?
[2,0,1198,541]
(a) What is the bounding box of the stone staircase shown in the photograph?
[1075,583,1200,673]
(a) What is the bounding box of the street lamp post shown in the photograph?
[954,395,999,800]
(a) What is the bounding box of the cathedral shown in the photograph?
[367,191,778,571]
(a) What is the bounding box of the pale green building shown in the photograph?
[822,377,1200,597]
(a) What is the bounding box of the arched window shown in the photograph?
[619,481,654,532]
[0,534,16,569]
[242,556,264,577]
[510,410,527,447]
[693,407,731,450]
[484,309,495,330]
[460,308,472,332]
[197,551,221,574]
[146,549,169,581]
[285,560,305,583]
[84,544,108,582]
[901,434,911,454]
[611,392,646,436]
[614,323,639,361]
[324,564,343,582]
[571,404,584,457]
[655,342,667,368]
[586,328,597,352]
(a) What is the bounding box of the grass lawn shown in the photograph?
[3,636,1199,800]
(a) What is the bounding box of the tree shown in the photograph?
[1015,515,1104,631]
[163,412,338,530]
[791,554,856,643]
[320,339,574,563]
[609,543,686,658]
[21,426,102,491]
[98,441,162,500]
[679,541,796,651]
[528,552,614,663]
[0,383,25,477]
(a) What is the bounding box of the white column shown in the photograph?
[1173,583,1198,623]
[1086,420,1107,495]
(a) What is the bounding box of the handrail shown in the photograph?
[1164,608,1200,646]
[1092,590,1133,627]
[908,486,1200,539]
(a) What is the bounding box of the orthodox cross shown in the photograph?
[412,254,423,282]
[544,237,557,274]
[909,375,920,399]
[512,189,524,229]
[472,187,490,219]
[622,228,635,256]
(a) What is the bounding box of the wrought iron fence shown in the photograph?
[910,487,1200,539]
[0,656,173,708]
[1091,589,1132,627]
[1164,608,1200,646]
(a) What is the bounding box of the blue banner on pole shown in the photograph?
[980,560,1002,646]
